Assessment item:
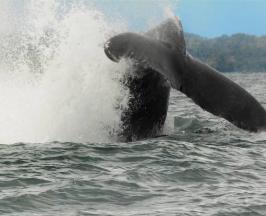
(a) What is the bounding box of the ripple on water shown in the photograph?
[1,73,266,216]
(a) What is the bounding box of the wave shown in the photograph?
[0,1,130,144]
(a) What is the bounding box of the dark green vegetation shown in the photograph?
[185,33,266,72]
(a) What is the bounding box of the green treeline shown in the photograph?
[185,33,266,72]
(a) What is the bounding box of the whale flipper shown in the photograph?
[104,19,266,132]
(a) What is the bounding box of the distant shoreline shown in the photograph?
[185,33,266,72]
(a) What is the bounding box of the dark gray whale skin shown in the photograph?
[104,18,266,140]
[119,68,170,141]
[105,19,180,141]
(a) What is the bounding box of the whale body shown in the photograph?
[104,17,266,141]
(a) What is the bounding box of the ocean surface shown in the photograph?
[0,1,266,216]
[1,73,266,216]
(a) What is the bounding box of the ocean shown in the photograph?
[0,1,265,216]
[1,73,266,216]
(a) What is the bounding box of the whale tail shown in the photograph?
[104,18,266,133]
[106,19,185,141]
[145,16,186,54]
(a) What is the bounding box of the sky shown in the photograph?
[5,0,266,38]
[92,0,266,38]
[178,0,266,37]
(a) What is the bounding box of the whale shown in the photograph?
[104,17,266,141]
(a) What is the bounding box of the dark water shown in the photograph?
[1,73,266,216]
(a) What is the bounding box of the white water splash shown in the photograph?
[0,1,129,144]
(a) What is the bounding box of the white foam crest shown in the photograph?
[0,1,128,144]
[163,6,176,19]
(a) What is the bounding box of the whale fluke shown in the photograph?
[104,18,266,132]
[145,17,186,54]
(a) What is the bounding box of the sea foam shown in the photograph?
[0,0,129,144]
